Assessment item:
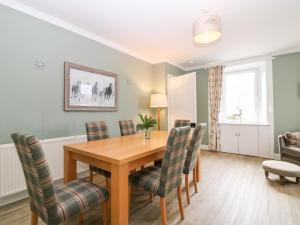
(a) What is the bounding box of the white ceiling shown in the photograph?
[3,0,300,70]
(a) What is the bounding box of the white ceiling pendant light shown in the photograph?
[193,12,222,44]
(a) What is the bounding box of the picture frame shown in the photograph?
[64,62,118,111]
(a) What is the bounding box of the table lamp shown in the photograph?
[150,93,168,130]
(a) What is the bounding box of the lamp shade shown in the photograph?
[193,14,221,44]
[150,94,168,108]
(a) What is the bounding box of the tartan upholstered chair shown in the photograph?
[85,121,111,185]
[131,126,191,225]
[119,120,136,136]
[174,119,191,128]
[86,121,109,141]
[183,123,206,204]
[153,119,191,168]
[11,133,109,225]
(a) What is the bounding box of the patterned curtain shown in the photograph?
[208,66,224,150]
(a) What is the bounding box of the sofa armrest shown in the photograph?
[278,135,287,157]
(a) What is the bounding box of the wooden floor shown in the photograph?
[1,151,300,225]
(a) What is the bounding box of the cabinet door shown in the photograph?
[220,125,238,154]
[238,126,259,156]
[258,126,271,158]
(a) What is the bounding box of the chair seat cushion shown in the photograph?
[281,146,300,159]
[90,165,111,177]
[56,179,108,222]
[131,166,161,195]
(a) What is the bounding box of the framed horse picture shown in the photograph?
[64,62,118,111]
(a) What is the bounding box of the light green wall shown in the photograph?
[165,63,185,76]
[0,5,154,144]
[273,52,300,153]
[188,69,209,144]
[5,4,299,152]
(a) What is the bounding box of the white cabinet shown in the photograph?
[220,125,239,154]
[258,126,272,158]
[238,126,259,156]
[220,124,271,158]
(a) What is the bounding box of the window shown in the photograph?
[219,62,267,124]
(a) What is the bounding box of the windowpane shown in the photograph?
[221,70,257,123]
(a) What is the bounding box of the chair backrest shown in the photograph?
[11,133,58,224]
[86,121,109,141]
[183,123,207,174]
[119,120,136,136]
[159,126,191,197]
[174,119,191,128]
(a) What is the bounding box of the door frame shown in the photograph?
[167,72,197,130]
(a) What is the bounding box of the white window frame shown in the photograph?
[220,66,266,124]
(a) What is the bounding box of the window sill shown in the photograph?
[219,122,270,126]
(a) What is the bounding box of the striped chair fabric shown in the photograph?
[153,119,191,168]
[85,122,111,177]
[183,123,207,174]
[86,121,109,141]
[11,133,109,225]
[174,119,191,128]
[131,126,191,197]
[119,120,136,136]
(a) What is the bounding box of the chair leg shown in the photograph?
[128,185,131,211]
[149,193,153,202]
[185,174,190,204]
[103,201,109,225]
[79,213,84,224]
[196,155,201,182]
[31,211,38,225]
[193,169,198,193]
[106,177,111,210]
[160,197,168,225]
[106,177,111,190]
[89,170,93,183]
[177,186,184,220]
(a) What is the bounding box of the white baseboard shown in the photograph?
[274,153,281,160]
[200,145,209,150]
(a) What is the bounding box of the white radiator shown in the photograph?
[0,135,89,202]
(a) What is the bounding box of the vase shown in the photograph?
[144,129,151,139]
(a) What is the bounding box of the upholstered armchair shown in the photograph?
[278,134,300,166]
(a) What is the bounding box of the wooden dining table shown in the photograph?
[63,130,200,225]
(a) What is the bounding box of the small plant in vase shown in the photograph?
[136,113,157,139]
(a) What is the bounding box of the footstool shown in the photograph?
[262,160,300,184]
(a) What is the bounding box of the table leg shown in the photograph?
[64,149,77,184]
[111,163,129,225]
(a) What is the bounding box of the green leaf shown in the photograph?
[137,113,157,130]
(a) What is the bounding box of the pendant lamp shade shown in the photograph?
[193,14,221,44]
